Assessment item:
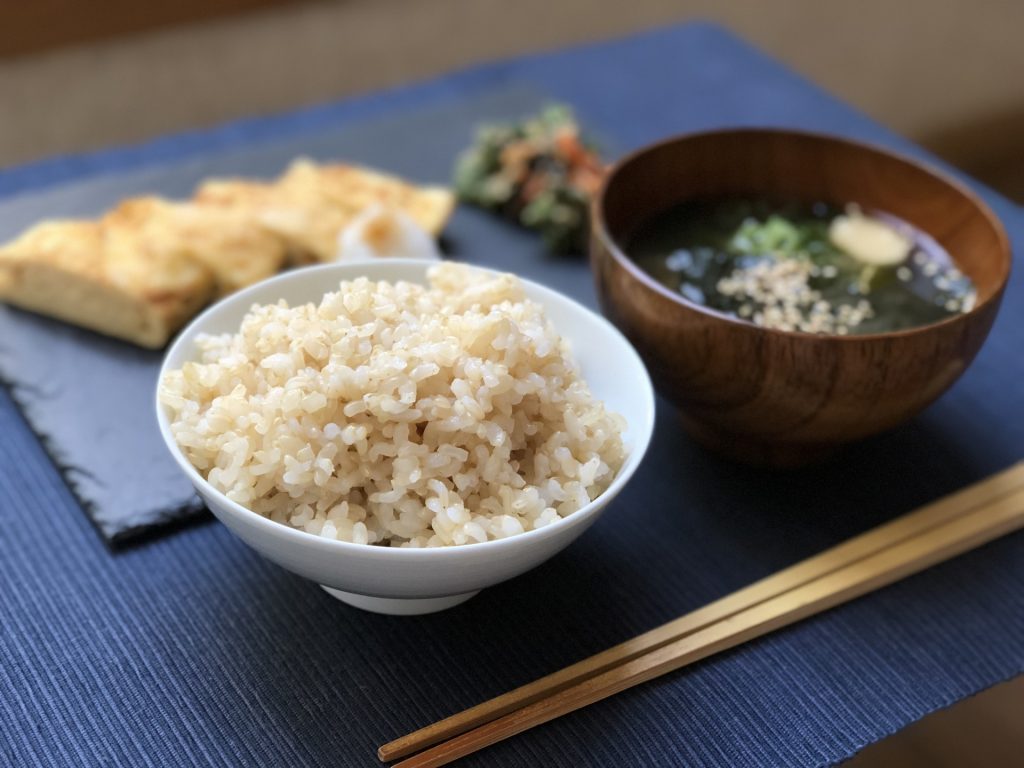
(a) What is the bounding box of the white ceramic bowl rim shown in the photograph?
[156,259,656,562]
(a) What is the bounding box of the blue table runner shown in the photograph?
[1,22,1022,767]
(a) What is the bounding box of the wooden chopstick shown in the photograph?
[394,484,1024,768]
[379,461,1024,762]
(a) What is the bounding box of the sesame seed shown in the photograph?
[716,258,874,334]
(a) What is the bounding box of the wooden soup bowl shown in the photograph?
[591,129,1011,466]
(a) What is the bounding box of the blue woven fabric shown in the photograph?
[1,22,1022,767]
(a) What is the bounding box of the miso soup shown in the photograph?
[628,198,975,335]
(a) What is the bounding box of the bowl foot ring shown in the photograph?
[320,586,480,615]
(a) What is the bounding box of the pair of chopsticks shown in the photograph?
[379,461,1024,767]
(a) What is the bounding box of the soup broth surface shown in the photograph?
[629,198,975,335]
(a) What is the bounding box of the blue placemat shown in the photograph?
[1,22,1021,768]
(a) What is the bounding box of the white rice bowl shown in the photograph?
[160,263,626,547]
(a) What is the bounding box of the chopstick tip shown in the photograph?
[379,740,407,763]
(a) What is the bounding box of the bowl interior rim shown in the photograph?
[156,259,656,561]
[594,126,1012,343]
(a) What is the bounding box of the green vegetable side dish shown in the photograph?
[453,105,604,254]
[628,198,976,335]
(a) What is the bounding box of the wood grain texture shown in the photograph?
[590,129,1012,466]
[392,485,1024,767]
[378,461,1024,762]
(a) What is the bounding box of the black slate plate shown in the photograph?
[0,83,579,544]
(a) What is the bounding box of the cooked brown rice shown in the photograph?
[160,263,625,547]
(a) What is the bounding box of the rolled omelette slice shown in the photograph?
[196,158,455,263]
[0,217,214,349]
[102,196,288,296]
